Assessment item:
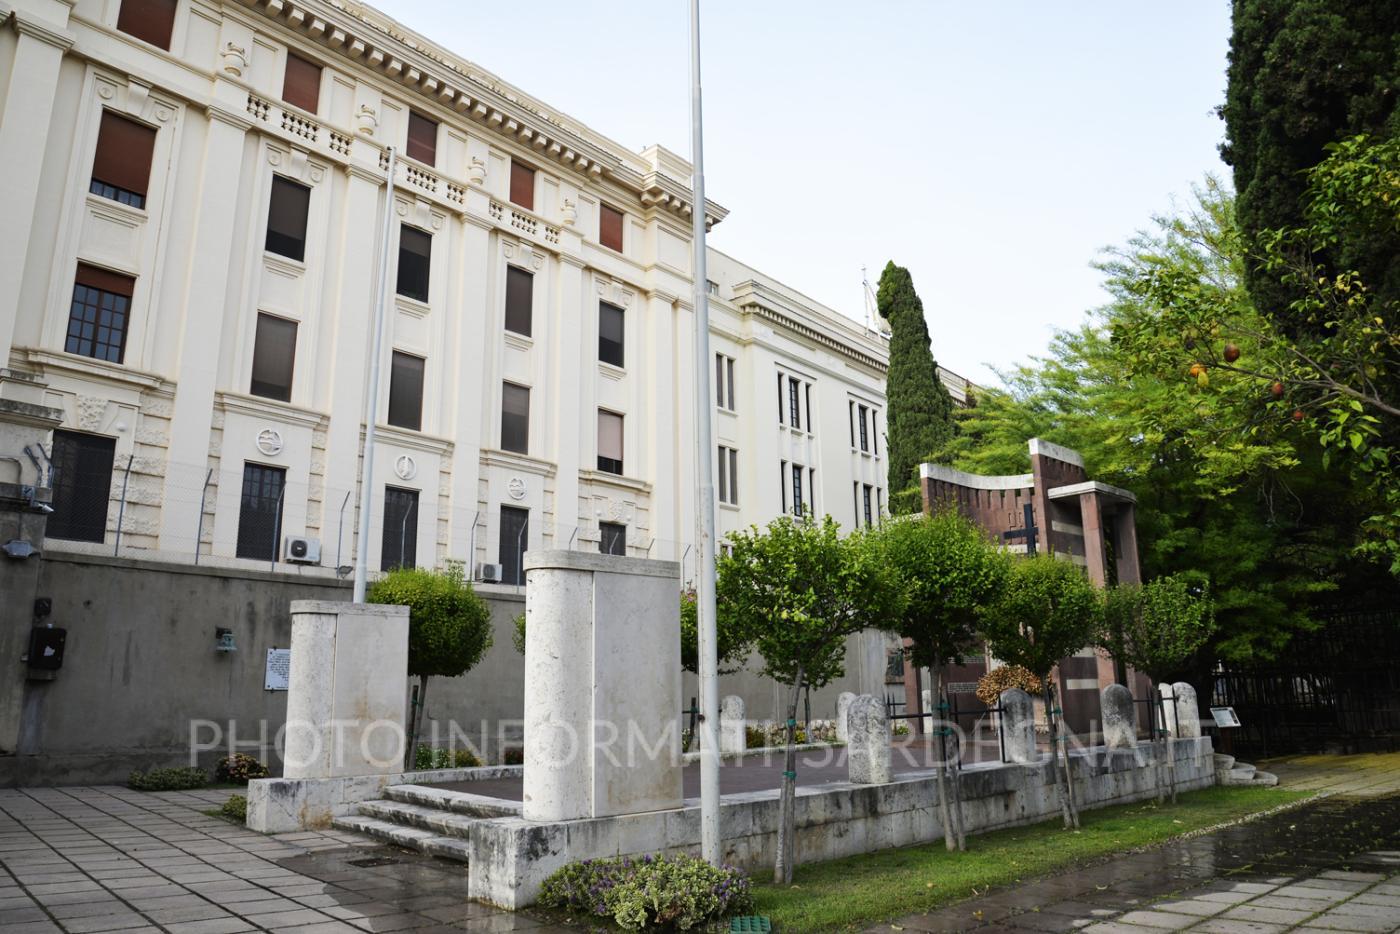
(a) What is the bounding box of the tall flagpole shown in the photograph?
[689,0,721,867]
[353,145,397,603]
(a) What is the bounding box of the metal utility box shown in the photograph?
[26,626,66,671]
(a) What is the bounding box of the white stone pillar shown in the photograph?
[719,695,745,755]
[1000,688,1038,764]
[846,694,890,784]
[522,551,682,821]
[835,691,855,744]
[0,7,72,366]
[281,600,409,779]
[1100,683,1136,749]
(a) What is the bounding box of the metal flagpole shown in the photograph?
[353,145,397,603]
[689,0,721,867]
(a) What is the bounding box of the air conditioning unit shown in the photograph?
[284,536,322,564]
[477,562,504,583]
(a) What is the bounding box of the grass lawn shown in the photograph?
[750,785,1313,932]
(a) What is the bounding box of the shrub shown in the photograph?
[128,767,208,791]
[413,744,482,770]
[214,753,269,785]
[502,746,524,765]
[220,794,247,822]
[975,664,1045,707]
[539,854,752,931]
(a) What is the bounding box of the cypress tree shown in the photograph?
[1221,0,1400,313]
[877,261,955,512]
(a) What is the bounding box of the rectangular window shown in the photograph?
[780,461,787,512]
[599,203,624,252]
[730,447,739,505]
[509,160,535,209]
[47,430,115,543]
[598,301,624,367]
[717,446,739,505]
[381,486,419,571]
[849,401,855,447]
[872,411,879,456]
[90,111,156,209]
[504,266,533,336]
[387,351,424,430]
[236,463,286,561]
[599,521,626,556]
[282,53,322,113]
[396,225,431,302]
[250,313,297,402]
[809,467,816,514]
[788,377,801,429]
[406,110,437,166]
[877,488,884,523]
[792,464,804,517]
[863,484,873,527]
[500,506,529,585]
[66,264,134,364]
[777,373,785,424]
[858,404,869,452]
[806,384,813,434]
[598,410,624,475]
[501,382,530,454]
[265,176,311,261]
[116,0,177,50]
[707,279,720,297]
[715,354,735,410]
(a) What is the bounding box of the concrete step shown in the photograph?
[1219,761,1279,787]
[1213,753,1236,772]
[1229,762,1258,780]
[356,799,482,837]
[331,814,471,862]
[385,783,522,818]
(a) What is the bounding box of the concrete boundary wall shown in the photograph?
[469,737,1215,909]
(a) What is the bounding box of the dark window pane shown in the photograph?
[598,301,624,367]
[599,204,624,251]
[792,464,803,516]
[265,176,310,261]
[250,313,297,401]
[67,265,134,364]
[858,405,869,451]
[236,463,286,561]
[505,266,533,336]
[727,358,735,411]
[500,506,529,585]
[863,484,873,527]
[406,110,437,166]
[788,377,801,429]
[388,351,424,430]
[46,430,115,543]
[116,0,177,49]
[728,448,738,506]
[397,225,431,302]
[91,111,156,208]
[509,160,534,209]
[381,486,419,570]
[282,53,322,113]
[501,382,529,454]
[599,522,626,556]
[716,354,725,407]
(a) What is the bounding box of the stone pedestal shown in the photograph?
[522,551,682,821]
[847,694,890,784]
[1101,683,1135,749]
[1000,688,1038,764]
[720,695,745,755]
[835,691,855,744]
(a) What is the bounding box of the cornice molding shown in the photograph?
[12,12,75,50]
[739,300,888,375]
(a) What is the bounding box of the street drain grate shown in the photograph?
[347,855,400,868]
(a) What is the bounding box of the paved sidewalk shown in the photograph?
[1262,753,1400,798]
[0,786,561,933]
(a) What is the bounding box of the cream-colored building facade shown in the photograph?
[0,0,967,582]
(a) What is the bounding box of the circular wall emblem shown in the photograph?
[394,454,417,481]
[507,477,527,500]
[255,428,284,456]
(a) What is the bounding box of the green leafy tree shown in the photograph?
[717,515,906,884]
[878,261,956,512]
[679,588,750,675]
[1100,575,1216,802]
[874,510,1010,851]
[980,556,1103,828]
[367,563,494,768]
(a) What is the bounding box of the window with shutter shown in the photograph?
[509,160,535,209]
[396,225,431,302]
[250,314,297,402]
[387,351,425,431]
[504,266,533,336]
[90,111,156,209]
[116,0,178,50]
[598,302,624,367]
[600,204,624,251]
[406,110,437,166]
[265,176,311,261]
[598,410,624,475]
[501,383,530,454]
[282,53,322,113]
[66,265,135,364]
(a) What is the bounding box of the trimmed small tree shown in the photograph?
[368,562,494,768]
[1100,575,1216,802]
[874,510,1009,851]
[980,555,1102,829]
[717,515,906,884]
[877,261,956,512]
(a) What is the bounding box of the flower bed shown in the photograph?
[538,853,752,931]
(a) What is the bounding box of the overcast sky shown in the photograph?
[371,0,1233,386]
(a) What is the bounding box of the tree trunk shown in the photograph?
[1055,680,1080,828]
[1044,682,1075,829]
[1165,687,1179,804]
[403,680,420,770]
[1152,687,1167,804]
[929,665,957,852]
[773,665,805,885]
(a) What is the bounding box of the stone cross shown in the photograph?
[1160,681,1200,739]
[835,691,856,744]
[1100,683,1136,749]
[719,695,746,755]
[1000,688,1038,764]
[846,694,891,784]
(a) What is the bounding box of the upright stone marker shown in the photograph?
[720,695,746,755]
[1100,683,1136,749]
[836,691,856,744]
[921,688,934,735]
[1168,682,1200,739]
[1000,688,1038,764]
[847,694,891,784]
[523,551,682,821]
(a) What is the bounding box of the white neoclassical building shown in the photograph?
[0,0,969,582]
